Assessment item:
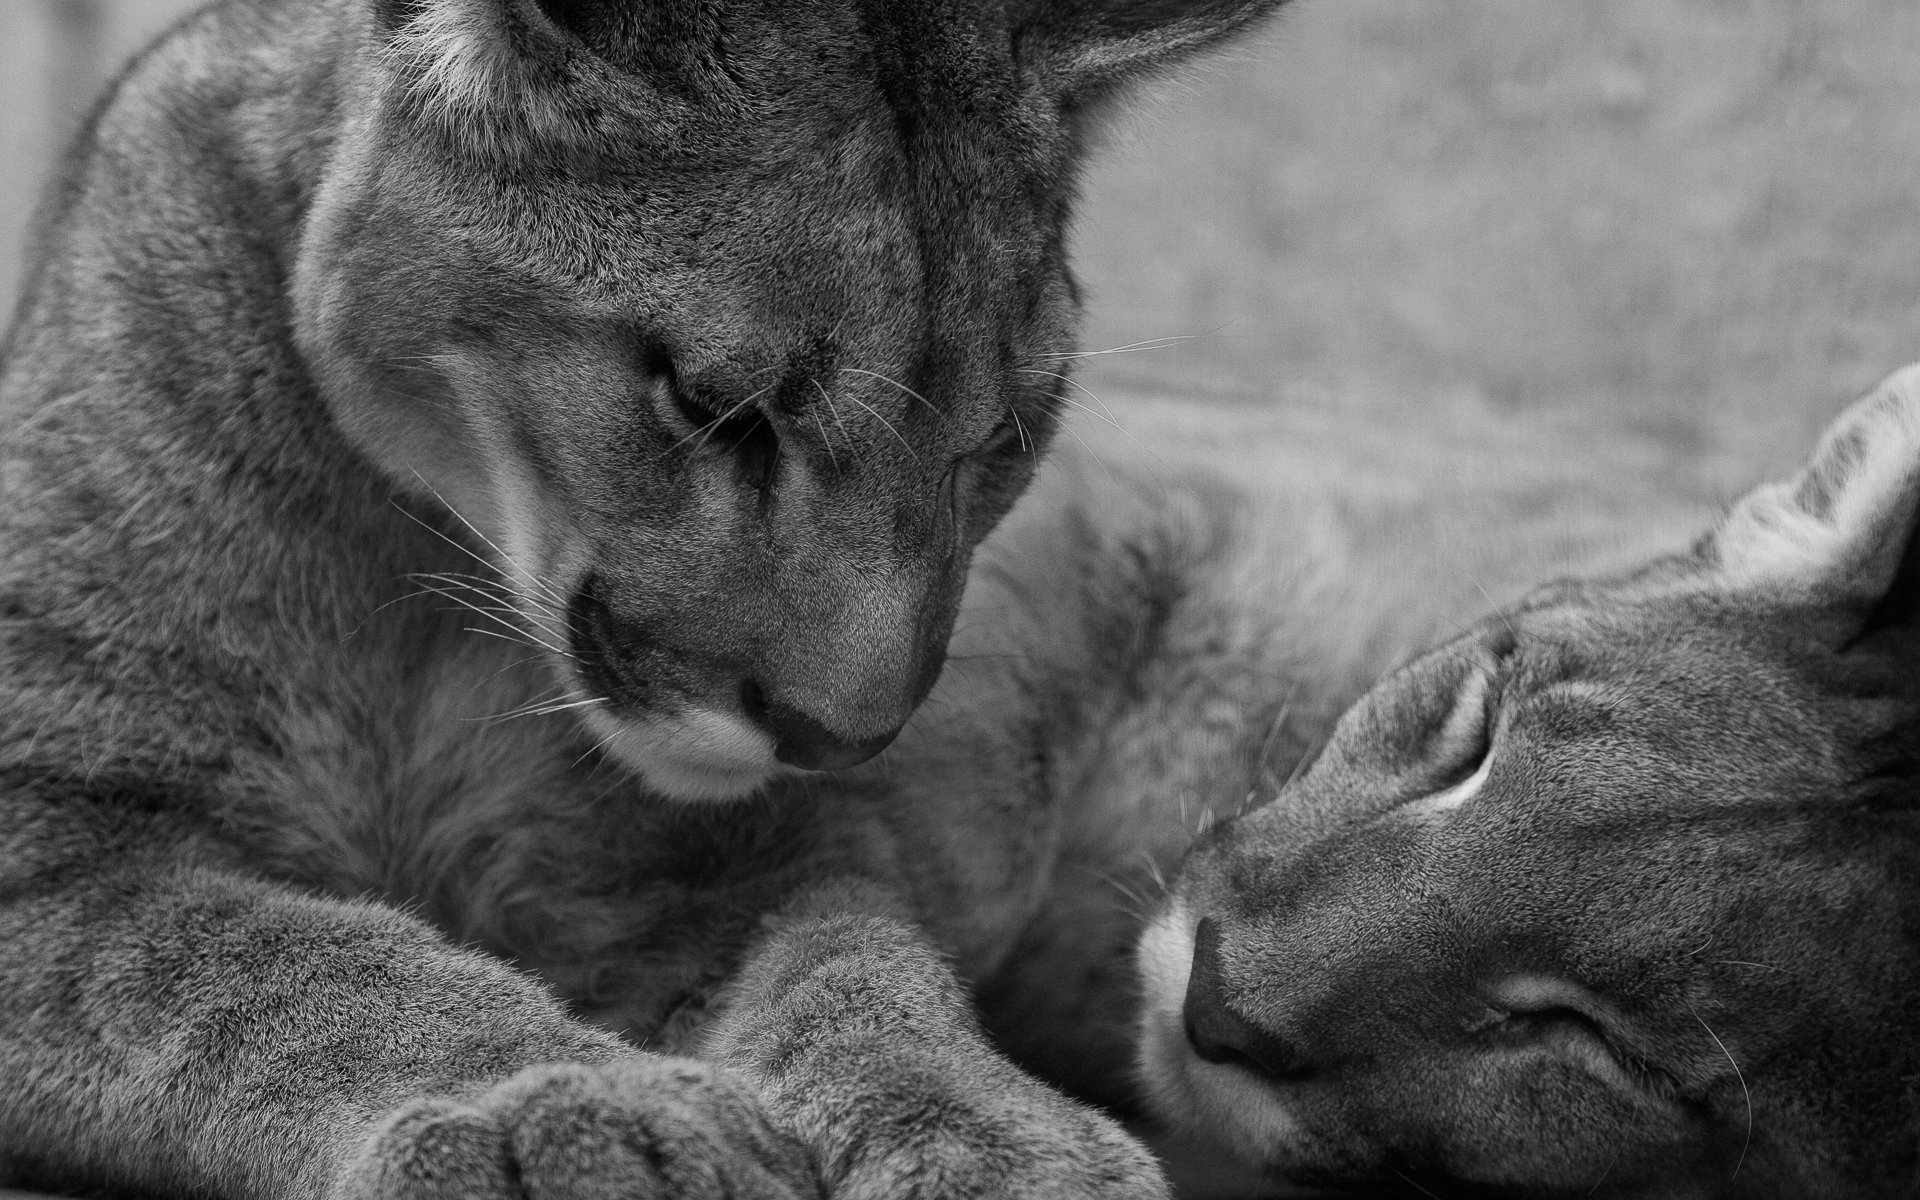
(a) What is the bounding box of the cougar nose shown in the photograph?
[1183,918,1315,1081]
[740,683,902,772]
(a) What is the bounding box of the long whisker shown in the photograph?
[1273,730,1328,795]
[461,625,555,651]
[808,408,841,472]
[678,381,780,456]
[1690,1007,1752,1180]
[1586,1147,1620,1196]
[1038,333,1205,362]
[1137,852,1169,899]
[413,580,568,657]
[1008,406,1035,458]
[410,572,572,645]
[476,692,605,724]
[1018,368,1131,435]
[572,728,624,771]
[1255,688,1299,775]
[469,682,575,723]
[1093,868,1153,916]
[1053,418,1112,483]
[404,472,568,609]
[1469,577,1521,644]
[472,652,550,691]
[407,581,534,625]
[839,366,941,418]
[837,390,917,458]
[392,492,570,620]
[812,379,857,464]
[1388,1166,1445,1200]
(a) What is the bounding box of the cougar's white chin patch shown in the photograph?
[1136,900,1309,1168]
[579,706,781,802]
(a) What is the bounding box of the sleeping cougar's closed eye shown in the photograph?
[0,0,1285,1196]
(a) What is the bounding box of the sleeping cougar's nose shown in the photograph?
[741,682,903,772]
[1183,918,1315,1081]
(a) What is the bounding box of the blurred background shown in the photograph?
[5,0,1920,484]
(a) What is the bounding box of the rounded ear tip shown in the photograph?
[1701,362,1920,609]
[1878,361,1920,401]
[1840,361,1920,464]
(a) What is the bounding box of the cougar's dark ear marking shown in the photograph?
[1704,364,1920,630]
[1012,0,1289,106]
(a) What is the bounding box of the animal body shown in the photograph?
[0,0,1287,1195]
[1139,367,1920,1198]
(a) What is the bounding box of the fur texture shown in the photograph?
[1139,368,1920,1197]
[0,0,1287,1196]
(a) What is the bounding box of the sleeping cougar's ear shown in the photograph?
[1703,364,1920,634]
[1012,0,1289,106]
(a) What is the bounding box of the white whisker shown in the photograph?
[839,366,941,418]
[677,381,779,456]
[572,728,624,771]
[811,378,858,464]
[809,407,841,472]
[836,389,917,458]
[412,579,567,656]
[1019,367,1132,436]
[477,692,604,724]
[403,473,568,609]
[1008,406,1034,457]
[1039,333,1203,362]
[1690,1007,1752,1180]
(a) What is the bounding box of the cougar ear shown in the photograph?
[1703,365,1920,629]
[371,0,699,157]
[1013,0,1290,106]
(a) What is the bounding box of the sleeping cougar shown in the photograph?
[0,0,1282,1195]
[1141,370,1920,1196]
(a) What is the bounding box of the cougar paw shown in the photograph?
[943,1089,1169,1200]
[332,1058,823,1200]
[813,1060,1170,1200]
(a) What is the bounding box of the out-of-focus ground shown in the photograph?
[6,0,1920,484]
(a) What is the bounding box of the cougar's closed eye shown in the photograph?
[647,353,781,496]
[1475,976,1652,1097]
[662,377,713,438]
[636,341,698,430]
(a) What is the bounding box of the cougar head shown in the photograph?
[294,0,1284,799]
[1140,367,1920,1197]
